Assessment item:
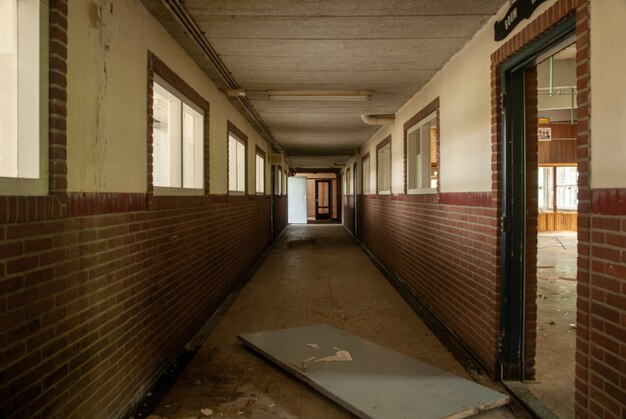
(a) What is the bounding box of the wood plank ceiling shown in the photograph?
[141,0,506,170]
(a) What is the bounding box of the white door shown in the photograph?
[288,177,307,223]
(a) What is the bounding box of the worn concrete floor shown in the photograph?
[150,225,525,419]
[527,231,577,419]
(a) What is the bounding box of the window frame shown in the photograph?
[406,110,438,195]
[227,128,247,195]
[255,146,266,195]
[148,52,209,198]
[376,136,391,195]
[361,153,371,195]
[151,75,205,196]
[538,164,578,213]
[0,0,49,196]
[403,98,440,195]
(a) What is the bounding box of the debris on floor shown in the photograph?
[286,238,317,247]
[307,343,320,349]
[238,324,508,419]
[316,349,353,362]
[200,408,213,416]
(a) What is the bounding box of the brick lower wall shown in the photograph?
[342,195,355,235]
[358,193,500,373]
[273,195,288,238]
[577,188,626,418]
[0,195,272,418]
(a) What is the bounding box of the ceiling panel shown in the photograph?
[185,0,505,17]
[196,16,490,40]
[142,0,506,169]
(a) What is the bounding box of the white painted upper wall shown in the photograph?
[66,0,274,193]
[355,0,560,194]
[590,0,626,189]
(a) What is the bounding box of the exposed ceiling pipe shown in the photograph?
[160,0,284,154]
[361,114,395,125]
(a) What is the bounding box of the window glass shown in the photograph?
[556,166,578,211]
[152,80,203,191]
[377,143,391,194]
[407,112,437,193]
[228,134,246,193]
[538,166,577,212]
[0,0,48,195]
[255,153,265,194]
[362,156,370,194]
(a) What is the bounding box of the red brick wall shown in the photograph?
[0,1,275,416]
[489,0,626,417]
[273,195,288,238]
[342,195,355,235]
[358,193,500,372]
[1,195,272,418]
[580,189,626,418]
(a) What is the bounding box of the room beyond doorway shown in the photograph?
[527,40,578,418]
[292,172,339,223]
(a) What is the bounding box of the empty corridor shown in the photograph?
[147,225,525,418]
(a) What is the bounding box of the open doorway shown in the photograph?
[499,15,578,419]
[527,42,578,418]
[293,172,338,223]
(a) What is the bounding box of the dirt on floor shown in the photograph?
[526,231,577,419]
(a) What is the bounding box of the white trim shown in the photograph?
[0,0,49,196]
[154,186,204,196]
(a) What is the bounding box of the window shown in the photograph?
[362,155,370,194]
[556,167,578,210]
[345,167,351,195]
[228,133,246,193]
[0,0,48,195]
[274,166,282,195]
[152,78,204,193]
[538,166,578,212]
[406,111,438,193]
[255,149,265,194]
[377,140,391,194]
[282,170,287,195]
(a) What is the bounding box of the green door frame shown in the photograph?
[498,14,576,380]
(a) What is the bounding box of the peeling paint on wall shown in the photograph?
[93,0,117,188]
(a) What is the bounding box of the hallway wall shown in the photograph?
[350,0,561,375]
[352,0,626,417]
[274,195,288,238]
[358,194,498,369]
[0,0,279,417]
[2,197,271,418]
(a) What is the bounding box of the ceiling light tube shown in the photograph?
[267,90,371,101]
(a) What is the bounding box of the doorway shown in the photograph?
[315,180,332,220]
[288,177,307,224]
[499,14,578,418]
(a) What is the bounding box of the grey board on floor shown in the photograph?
[238,324,509,419]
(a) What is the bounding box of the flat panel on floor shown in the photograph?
[238,324,509,419]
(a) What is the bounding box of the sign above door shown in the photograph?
[494,0,548,41]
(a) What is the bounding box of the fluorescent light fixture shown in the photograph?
[268,90,371,102]
[225,89,246,97]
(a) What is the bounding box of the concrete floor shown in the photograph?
[527,231,577,419]
[148,225,525,419]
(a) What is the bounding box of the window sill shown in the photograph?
[0,177,48,196]
[229,190,245,196]
[378,190,391,195]
[153,186,205,196]
[407,188,437,195]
